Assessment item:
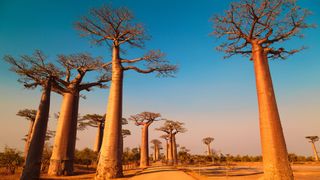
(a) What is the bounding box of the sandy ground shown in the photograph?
[184,164,320,180]
[1,164,320,179]
[130,166,195,180]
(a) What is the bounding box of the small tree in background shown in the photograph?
[17,109,37,159]
[178,146,191,165]
[78,114,105,152]
[130,112,162,167]
[17,109,55,160]
[202,137,214,156]
[156,120,187,165]
[160,134,169,161]
[78,115,131,153]
[305,136,319,161]
[150,139,162,161]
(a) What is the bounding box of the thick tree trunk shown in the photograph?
[167,134,174,165]
[252,43,293,180]
[20,81,51,180]
[48,91,79,176]
[94,123,104,152]
[95,46,124,179]
[172,134,178,165]
[166,140,169,161]
[140,124,149,167]
[207,144,211,156]
[156,146,160,161]
[153,147,156,161]
[24,120,35,160]
[311,142,319,161]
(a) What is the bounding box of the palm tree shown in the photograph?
[129,112,161,167]
[213,1,312,179]
[305,136,319,161]
[202,137,214,156]
[76,6,176,178]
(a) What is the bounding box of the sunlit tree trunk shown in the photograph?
[156,145,160,161]
[311,142,319,161]
[207,144,211,156]
[167,134,173,165]
[153,147,156,161]
[95,46,124,179]
[172,134,178,165]
[48,91,79,176]
[94,122,104,152]
[140,124,149,167]
[165,140,169,161]
[252,42,293,180]
[24,120,35,160]
[20,80,52,180]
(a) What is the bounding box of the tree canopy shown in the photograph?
[212,0,313,59]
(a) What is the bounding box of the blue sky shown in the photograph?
[0,0,319,156]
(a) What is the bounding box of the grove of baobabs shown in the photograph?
[0,0,319,180]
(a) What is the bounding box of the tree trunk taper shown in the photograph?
[252,42,293,180]
[21,80,52,180]
[95,46,124,179]
[48,92,79,176]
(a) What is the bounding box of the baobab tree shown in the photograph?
[129,112,162,167]
[171,121,186,165]
[160,134,169,161]
[213,1,312,179]
[17,109,55,160]
[156,120,186,165]
[78,114,131,153]
[150,139,162,161]
[76,6,177,178]
[78,114,105,152]
[202,137,214,156]
[4,51,63,180]
[16,109,37,159]
[48,53,111,176]
[305,136,319,161]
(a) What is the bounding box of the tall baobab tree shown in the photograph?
[305,136,319,161]
[4,51,63,180]
[16,109,37,159]
[160,134,169,161]
[171,121,186,165]
[48,53,110,176]
[156,120,186,165]
[213,1,312,179]
[129,112,162,167]
[202,137,214,156]
[150,139,162,161]
[76,6,177,178]
[78,114,105,152]
[78,114,131,153]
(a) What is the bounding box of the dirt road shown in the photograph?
[130,166,195,180]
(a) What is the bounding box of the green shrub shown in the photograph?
[0,146,23,174]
